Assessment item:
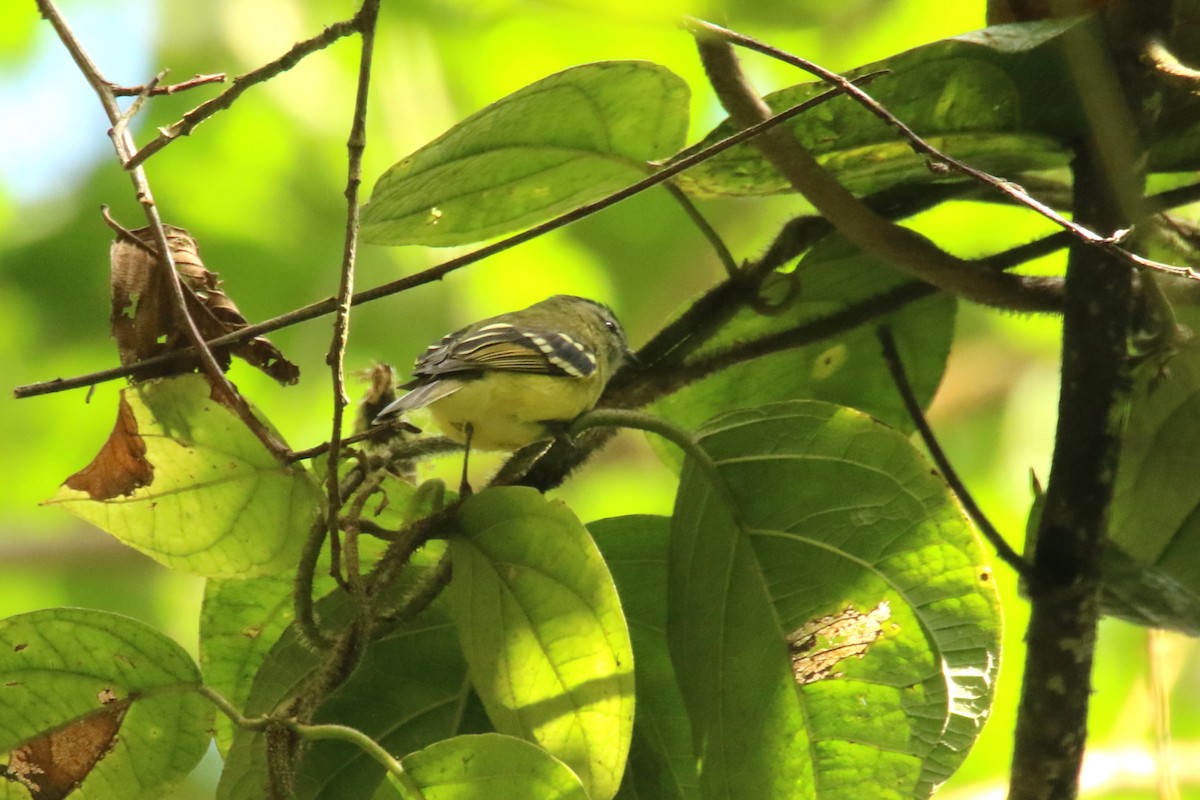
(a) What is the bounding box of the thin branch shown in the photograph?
[124,18,362,169]
[293,516,334,651]
[688,17,1196,282]
[662,181,740,278]
[323,0,380,564]
[200,685,426,800]
[35,0,289,459]
[289,723,426,800]
[692,32,1063,312]
[13,78,870,401]
[109,72,226,97]
[876,326,1032,578]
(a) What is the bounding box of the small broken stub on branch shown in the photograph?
[3,696,131,800]
[787,600,892,684]
[109,224,299,385]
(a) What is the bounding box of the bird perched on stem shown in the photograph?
[374,294,631,489]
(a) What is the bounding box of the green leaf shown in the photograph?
[361,61,689,246]
[394,733,589,799]
[446,487,635,800]
[670,401,1000,799]
[1109,296,1200,633]
[590,516,699,800]
[654,235,955,454]
[45,374,321,578]
[1099,544,1200,634]
[676,19,1081,198]
[0,608,212,800]
[200,573,293,756]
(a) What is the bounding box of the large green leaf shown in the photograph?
[670,401,1000,799]
[446,487,635,800]
[591,516,699,800]
[44,374,321,578]
[677,19,1083,198]
[361,61,689,246]
[654,235,955,450]
[394,733,589,800]
[0,609,212,800]
[1108,293,1200,634]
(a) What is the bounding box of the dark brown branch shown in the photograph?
[876,326,1032,578]
[692,32,1064,312]
[1008,13,1149,797]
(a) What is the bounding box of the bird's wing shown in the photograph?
[415,322,597,378]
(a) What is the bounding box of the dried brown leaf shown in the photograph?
[63,394,153,500]
[109,225,299,385]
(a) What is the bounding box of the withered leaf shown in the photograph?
[110,225,299,385]
[3,698,131,800]
[787,601,891,685]
[63,394,153,500]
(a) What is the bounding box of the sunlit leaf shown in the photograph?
[590,516,699,800]
[0,609,212,800]
[670,401,1000,798]
[45,374,321,578]
[446,487,635,800]
[676,19,1083,198]
[361,61,689,246]
[653,235,955,459]
[394,733,589,799]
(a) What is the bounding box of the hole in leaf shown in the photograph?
[787,600,892,684]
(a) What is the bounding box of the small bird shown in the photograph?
[374,294,631,463]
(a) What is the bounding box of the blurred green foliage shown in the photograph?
[3,0,1199,797]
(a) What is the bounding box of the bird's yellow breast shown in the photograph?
[426,372,603,451]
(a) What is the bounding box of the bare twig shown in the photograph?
[662,181,740,278]
[124,19,361,169]
[691,31,1064,312]
[13,78,870,400]
[323,0,381,564]
[35,0,290,459]
[109,72,227,96]
[876,326,1032,578]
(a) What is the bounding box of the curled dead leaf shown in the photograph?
[63,394,153,500]
[109,224,299,385]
